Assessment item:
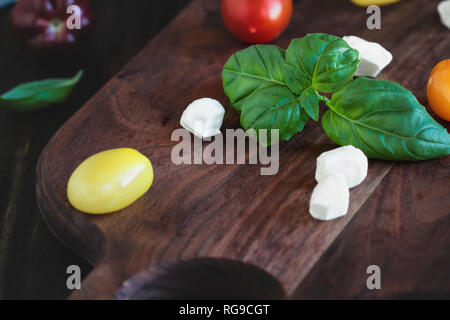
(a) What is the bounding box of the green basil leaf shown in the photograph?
[0,70,83,112]
[323,77,450,160]
[282,63,310,95]
[241,85,309,145]
[299,87,319,121]
[222,45,287,111]
[285,33,359,93]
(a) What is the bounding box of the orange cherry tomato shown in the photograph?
[427,59,450,121]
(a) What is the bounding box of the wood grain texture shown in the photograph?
[35,0,450,299]
[0,0,190,299]
[292,0,450,300]
[295,157,450,299]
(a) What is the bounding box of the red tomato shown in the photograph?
[221,0,293,44]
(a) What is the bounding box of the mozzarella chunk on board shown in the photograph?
[343,35,393,77]
[309,173,350,221]
[180,98,225,139]
[438,1,450,29]
[315,145,368,189]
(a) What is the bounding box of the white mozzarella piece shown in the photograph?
[438,1,450,29]
[180,98,225,139]
[315,145,368,189]
[343,35,393,78]
[309,173,350,221]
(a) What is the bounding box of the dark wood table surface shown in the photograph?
[0,0,191,300]
[0,0,449,300]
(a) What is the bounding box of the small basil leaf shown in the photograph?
[241,85,310,145]
[323,77,450,160]
[0,70,83,112]
[222,45,287,111]
[286,33,340,77]
[313,41,359,92]
[300,87,319,121]
[286,33,359,93]
[282,63,310,95]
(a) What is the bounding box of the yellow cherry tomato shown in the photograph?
[67,148,154,214]
[350,0,400,6]
[427,60,450,121]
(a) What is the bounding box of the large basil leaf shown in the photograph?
[0,70,83,112]
[323,77,450,160]
[285,33,359,93]
[241,85,310,145]
[222,45,287,111]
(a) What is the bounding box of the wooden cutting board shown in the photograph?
[35,0,449,299]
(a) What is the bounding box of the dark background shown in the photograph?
[0,0,191,299]
[1,0,449,300]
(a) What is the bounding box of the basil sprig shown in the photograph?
[222,33,450,160]
[0,70,83,112]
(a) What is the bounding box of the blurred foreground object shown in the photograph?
[116,258,286,300]
[10,0,93,54]
[350,0,400,6]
